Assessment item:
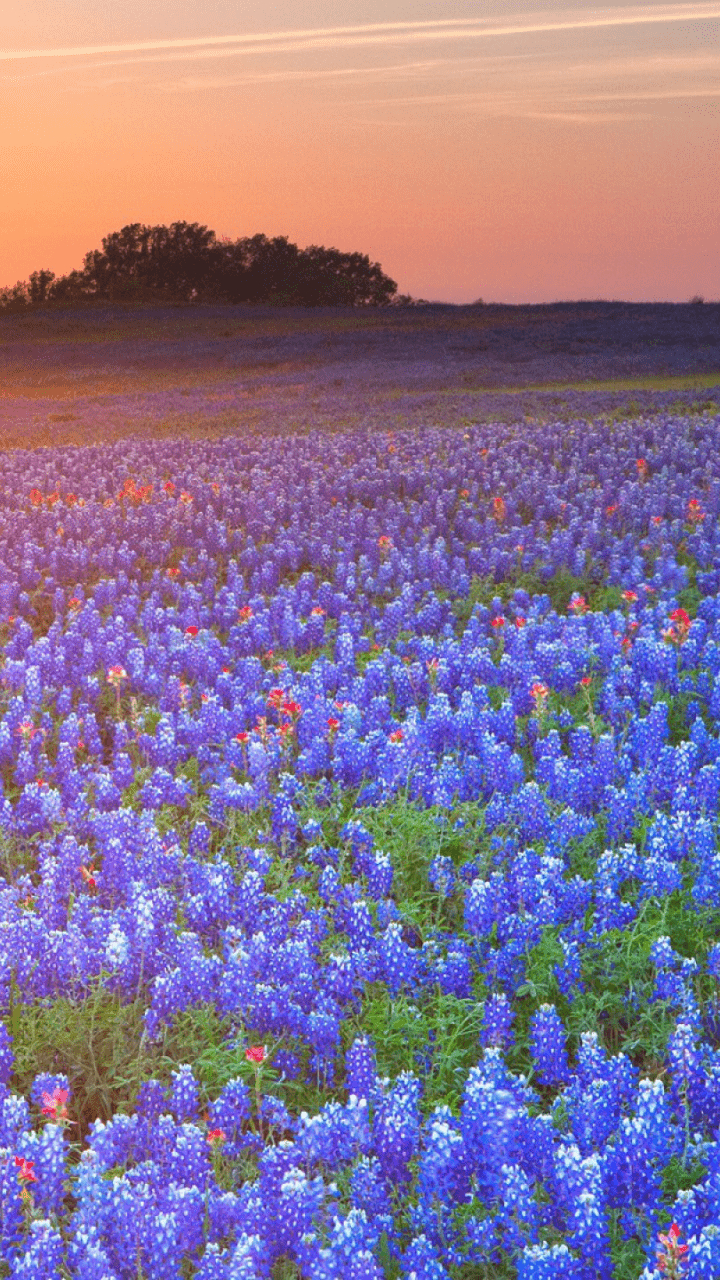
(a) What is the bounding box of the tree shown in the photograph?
[0,281,29,310]
[296,246,397,305]
[28,270,56,304]
[5,224,399,308]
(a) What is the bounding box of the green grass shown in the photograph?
[491,371,720,395]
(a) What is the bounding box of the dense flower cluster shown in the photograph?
[0,397,719,1273]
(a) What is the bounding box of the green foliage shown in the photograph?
[661,1154,706,1200]
[503,885,720,1089]
[0,832,42,884]
[157,1003,242,1097]
[356,794,489,932]
[11,982,153,1137]
[608,1220,653,1280]
[349,988,486,1115]
[455,565,622,624]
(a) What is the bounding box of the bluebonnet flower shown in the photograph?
[479,993,516,1050]
[373,1074,422,1187]
[379,922,419,996]
[529,1004,571,1089]
[12,1219,65,1278]
[515,1242,577,1278]
[169,1064,200,1123]
[345,1036,378,1102]
[401,1234,452,1280]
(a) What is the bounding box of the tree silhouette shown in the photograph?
[0,223,398,309]
[28,271,56,304]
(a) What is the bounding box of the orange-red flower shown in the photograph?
[41,1087,69,1123]
[245,1045,267,1065]
[81,864,96,892]
[14,1156,37,1184]
[687,497,704,524]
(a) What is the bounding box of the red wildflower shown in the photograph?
[184,625,199,638]
[245,1045,267,1065]
[389,729,404,743]
[14,1156,37,1184]
[530,683,550,712]
[687,497,704,524]
[238,605,253,622]
[41,1087,69,1123]
[490,616,505,629]
[206,1128,226,1145]
[668,607,691,643]
[80,864,96,892]
[656,1221,688,1277]
[492,495,506,523]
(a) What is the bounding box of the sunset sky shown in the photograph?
[2,2,719,304]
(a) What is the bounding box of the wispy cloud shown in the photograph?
[3,6,719,63]
[524,110,654,122]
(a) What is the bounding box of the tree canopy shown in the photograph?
[1,223,399,308]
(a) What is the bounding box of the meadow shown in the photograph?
[0,302,719,1278]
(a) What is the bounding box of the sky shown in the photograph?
[1,2,719,304]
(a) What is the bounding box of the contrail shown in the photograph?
[2,6,719,61]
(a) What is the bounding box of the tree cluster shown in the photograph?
[1,222,399,309]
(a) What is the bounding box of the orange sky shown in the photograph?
[2,3,719,303]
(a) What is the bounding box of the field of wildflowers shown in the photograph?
[0,304,720,1277]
